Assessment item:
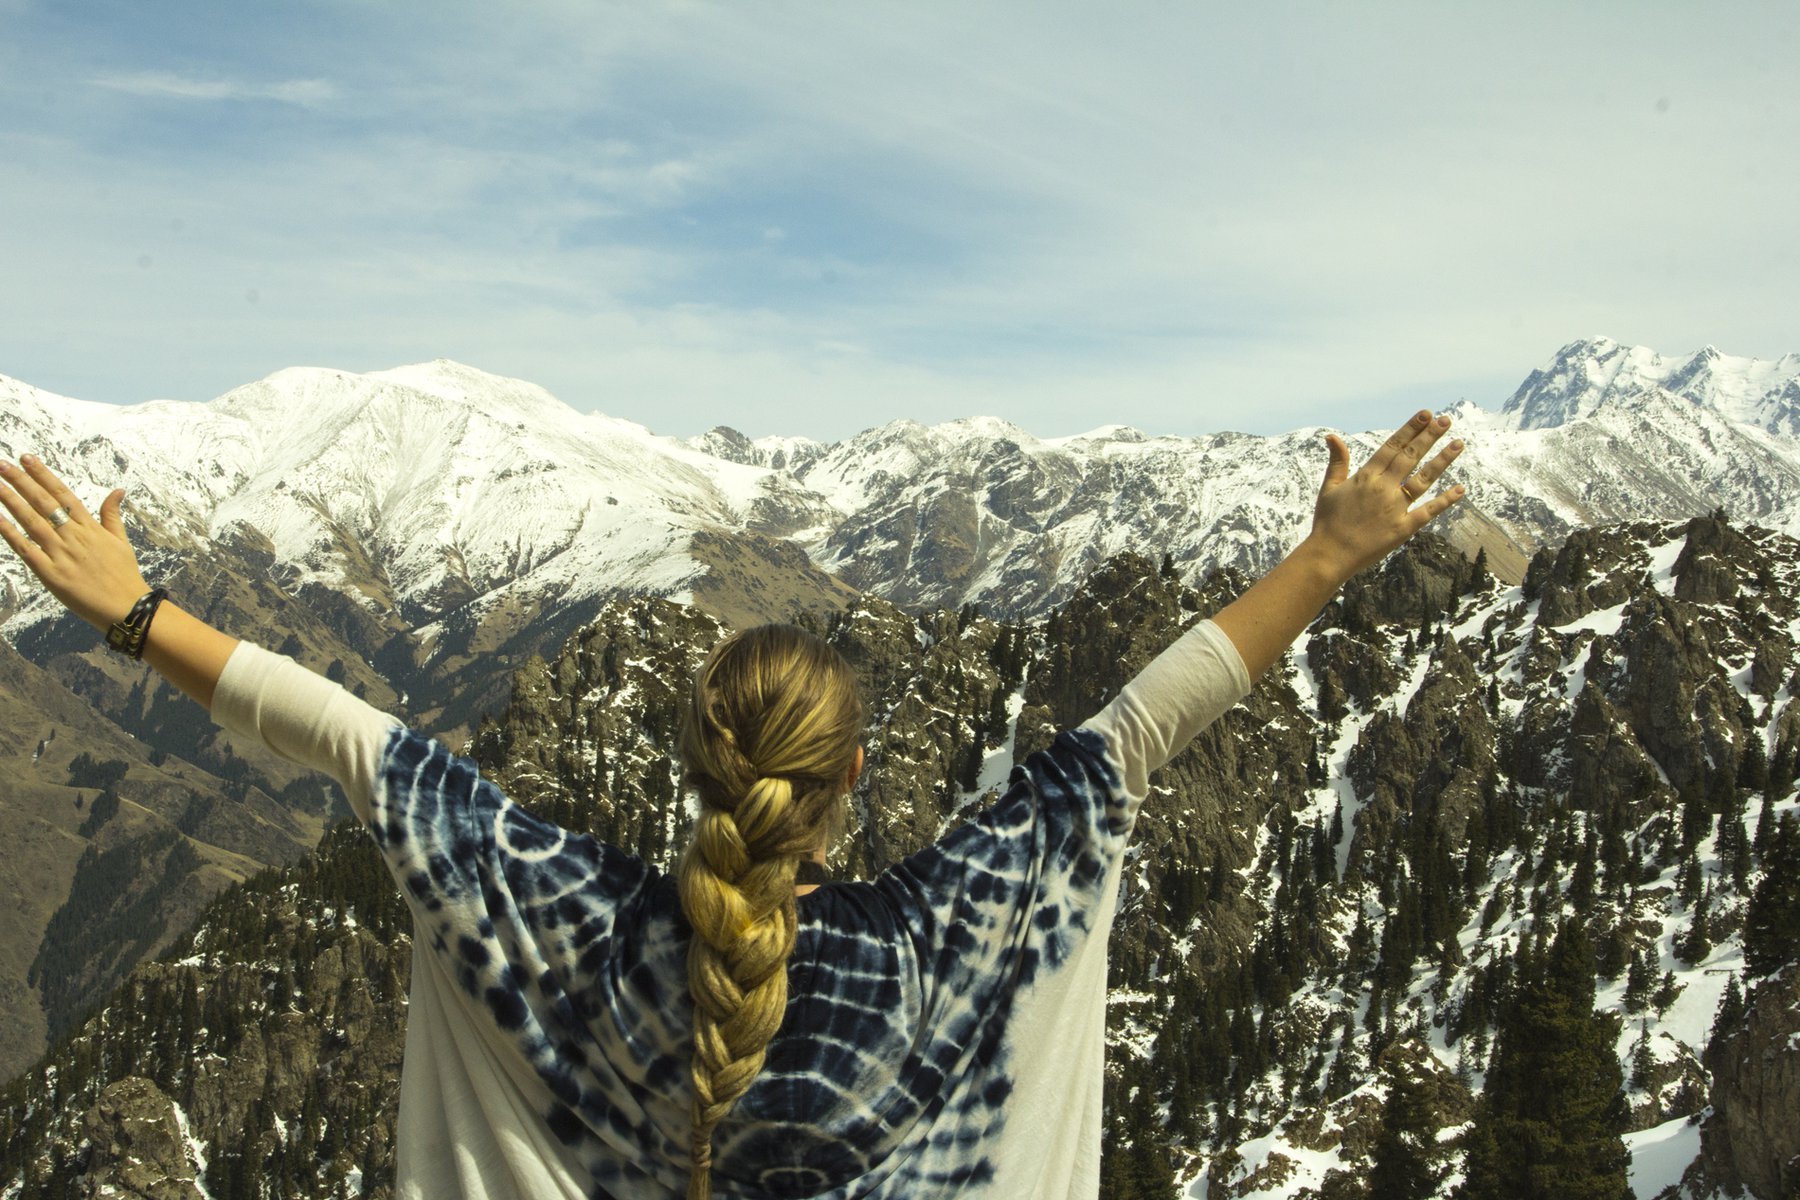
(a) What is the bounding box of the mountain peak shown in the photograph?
[367,360,579,422]
[212,361,582,430]
[1500,339,1800,433]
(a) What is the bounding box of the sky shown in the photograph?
[1,1,1796,442]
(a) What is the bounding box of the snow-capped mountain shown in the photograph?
[0,362,833,640]
[4,339,1799,650]
[1503,337,1800,435]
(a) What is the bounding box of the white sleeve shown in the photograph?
[209,641,401,824]
[1083,618,1253,797]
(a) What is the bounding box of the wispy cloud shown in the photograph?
[89,71,336,107]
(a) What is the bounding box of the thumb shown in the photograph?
[100,488,126,536]
[1320,433,1350,491]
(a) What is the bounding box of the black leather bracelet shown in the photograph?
[105,588,168,661]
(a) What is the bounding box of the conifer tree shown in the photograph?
[1569,830,1598,915]
[1652,970,1683,1016]
[1457,921,1629,1200]
[1369,1062,1449,1200]
[1707,975,1745,1062]
[1629,1021,1655,1091]
[1676,885,1712,966]
[1622,948,1652,1014]
[1737,738,1769,791]
[1717,792,1752,893]
[1744,812,1800,976]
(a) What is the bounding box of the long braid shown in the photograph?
[677,626,862,1199]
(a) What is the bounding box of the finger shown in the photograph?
[0,509,51,572]
[1388,414,1453,481]
[1320,433,1351,490]
[1410,484,1466,528]
[0,466,58,544]
[1366,411,1435,475]
[1402,438,1464,496]
[20,455,93,524]
[100,489,126,537]
[0,459,65,527]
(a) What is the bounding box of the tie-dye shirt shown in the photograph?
[211,619,1250,1199]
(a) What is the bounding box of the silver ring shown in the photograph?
[48,507,71,528]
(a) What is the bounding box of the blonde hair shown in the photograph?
[677,624,863,1199]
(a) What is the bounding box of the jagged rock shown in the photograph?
[825,595,928,717]
[1345,636,1495,877]
[1772,701,1800,786]
[833,604,1021,875]
[1700,964,1800,1200]
[1027,552,1197,732]
[1590,593,1748,802]
[1306,627,1402,720]
[1750,636,1791,702]
[1672,514,1758,607]
[468,597,727,865]
[1340,533,1473,631]
[1524,525,1652,628]
[76,1076,203,1200]
[1563,682,1676,831]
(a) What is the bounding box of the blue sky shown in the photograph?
[2,1,1796,441]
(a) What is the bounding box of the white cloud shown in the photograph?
[89,71,337,107]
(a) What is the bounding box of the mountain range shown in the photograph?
[5,337,1799,658]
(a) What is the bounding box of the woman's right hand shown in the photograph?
[1303,410,1464,583]
[0,455,151,631]
[1211,410,1464,680]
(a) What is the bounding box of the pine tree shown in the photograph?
[1652,970,1684,1016]
[1707,975,1745,1062]
[1622,949,1652,1014]
[1369,1062,1449,1200]
[1569,830,1598,915]
[1676,885,1713,966]
[1629,1021,1655,1090]
[1717,792,1753,893]
[1754,792,1777,859]
[1470,547,1490,591]
[1456,922,1629,1200]
[1737,738,1769,791]
[1744,812,1800,976]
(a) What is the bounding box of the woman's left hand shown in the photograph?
[0,455,151,630]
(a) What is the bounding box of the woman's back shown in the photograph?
[367,706,1160,1197]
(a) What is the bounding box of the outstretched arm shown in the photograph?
[1211,409,1463,678]
[0,455,237,710]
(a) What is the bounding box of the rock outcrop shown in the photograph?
[1700,964,1800,1199]
[75,1076,203,1200]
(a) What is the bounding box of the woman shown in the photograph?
[0,411,1462,1199]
